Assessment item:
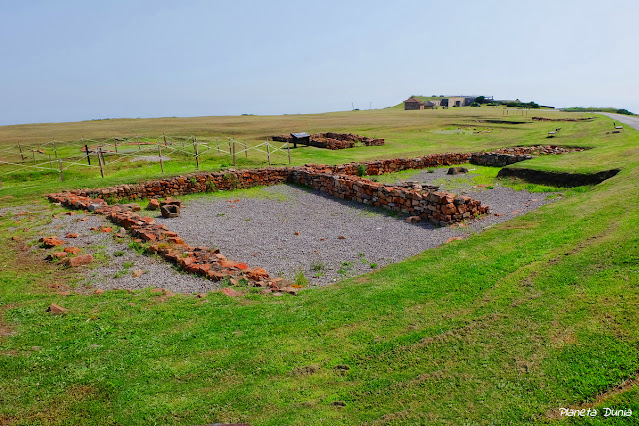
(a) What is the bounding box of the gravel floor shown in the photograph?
[27,211,219,294]
[155,170,556,287]
[16,168,557,293]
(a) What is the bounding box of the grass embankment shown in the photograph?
[0,110,637,424]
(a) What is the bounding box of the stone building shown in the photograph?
[403,97,424,110]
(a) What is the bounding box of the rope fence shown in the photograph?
[0,135,292,183]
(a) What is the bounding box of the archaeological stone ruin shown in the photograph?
[46,145,587,294]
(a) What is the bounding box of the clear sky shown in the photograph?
[1,0,637,125]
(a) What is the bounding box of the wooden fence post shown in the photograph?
[18,142,23,160]
[158,143,165,173]
[137,135,141,150]
[244,141,248,158]
[98,147,105,178]
[267,142,271,166]
[53,140,58,160]
[232,140,236,166]
[85,144,91,165]
[114,139,118,153]
[287,142,291,165]
[193,138,200,170]
[58,159,64,182]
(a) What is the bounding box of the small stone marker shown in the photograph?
[63,254,93,267]
[161,204,180,218]
[46,303,67,315]
[447,167,468,175]
[221,287,243,297]
[146,199,160,211]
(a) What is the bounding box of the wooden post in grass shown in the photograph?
[98,147,105,178]
[137,135,141,150]
[163,133,167,147]
[232,140,236,166]
[287,142,291,164]
[244,141,248,158]
[53,140,58,160]
[32,149,36,164]
[18,142,23,160]
[114,138,118,153]
[158,142,164,173]
[58,159,64,182]
[193,138,200,170]
[267,142,271,166]
[85,144,91,165]
[228,139,232,154]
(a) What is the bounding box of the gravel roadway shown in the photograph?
[597,112,639,130]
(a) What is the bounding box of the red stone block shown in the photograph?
[63,254,93,267]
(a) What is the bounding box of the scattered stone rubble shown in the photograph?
[45,192,295,293]
[272,132,385,150]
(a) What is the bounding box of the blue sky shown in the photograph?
[1,0,637,125]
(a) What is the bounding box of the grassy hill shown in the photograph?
[0,108,637,425]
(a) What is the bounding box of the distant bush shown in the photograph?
[506,101,540,109]
[470,102,481,107]
[563,107,635,115]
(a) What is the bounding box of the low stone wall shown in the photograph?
[311,152,472,176]
[471,152,533,166]
[45,192,295,292]
[65,146,584,202]
[289,168,489,225]
[532,117,595,122]
[470,146,585,167]
[73,168,291,200]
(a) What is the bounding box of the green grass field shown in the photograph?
[0,107,637,425]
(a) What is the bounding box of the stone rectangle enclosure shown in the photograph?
[46,145,584,292]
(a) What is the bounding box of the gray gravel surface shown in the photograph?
[156,171,556,287]
[29,210,218,294]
